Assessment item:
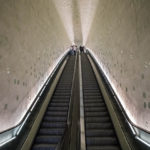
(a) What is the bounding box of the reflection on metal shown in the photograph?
[134,126,150,147]
[0,137,15,147]
[79,54,86,150]
[136,136,150,148]
[16,113,31,136]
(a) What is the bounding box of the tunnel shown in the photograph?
[0,0,150,150]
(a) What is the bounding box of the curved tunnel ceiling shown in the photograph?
[0,0,150,133]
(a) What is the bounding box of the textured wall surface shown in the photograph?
[0,0,150,133]
[86,0,150,132]
[0,0,70,132]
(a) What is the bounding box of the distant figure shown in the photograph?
[72,45,77,55]
[69,45,77,55]
[79,46,84,53]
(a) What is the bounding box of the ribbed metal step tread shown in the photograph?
[47,107,68,111]
[85,116,110,123]
[32,144,56,150]
[87,145,121,150]
[86,122,113,129]
[39,128,64,135]
[45,111,67,116]
[86,137,118,145]
[85,111,108,117]
[86,129,115,137]
[85,107,106,112]
[84,103,105,107]
[35,135,61,144]
[43,116,67,122]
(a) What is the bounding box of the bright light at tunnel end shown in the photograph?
[78,0,99,46]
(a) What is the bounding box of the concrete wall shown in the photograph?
[86,0,150,132]
[0,0,70,132]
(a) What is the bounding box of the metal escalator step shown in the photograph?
[47,107,68,111]
[43,116,67,122]
[53,93,71,96]
[85,111,108,117]
[84,89,100,92]
[52,96,70,99]
[86,129,115,137]
[84,93,101,96]
[85,107,106,112]
[32,144,56,150]
[41,122,66,128]
[86,137,118,146]
[39,128,64,135]
[85,103,105,107]
[45,111,67,116]
[84,100,103,103]
[84,96,102,99]
[86,116,110,123]
[50,100,69,103]
[87,145,121,150]
[50,103,68,107]
[86,123,113,129]
[35,135,61,144]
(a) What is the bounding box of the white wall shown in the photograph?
[0,0,71,132]
[86,0,150,132]
[1,0,150,134]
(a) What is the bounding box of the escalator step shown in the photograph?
[85,107,106,112]
[39,128,64,135]
[43,116,67,122]
[84,100,103,103]
[86,129,115,137]
[47,107,68,111]
[45,111,67,116]
[35,135,61,144]
[85,116,110,123]
[84,103,105,107]
[87,145,121,150]
[86,123,113,129]
[41,122,66,128]
[86,137,118,146]
[85,112,108,117]
[32,144,56,150]
[50,103,68,107]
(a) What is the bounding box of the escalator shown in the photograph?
[0,52,148,150]
[81,53,121,150]
[31,55,76,150]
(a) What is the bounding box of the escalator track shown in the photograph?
[81,53,121,150]
[31,55,76,150]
